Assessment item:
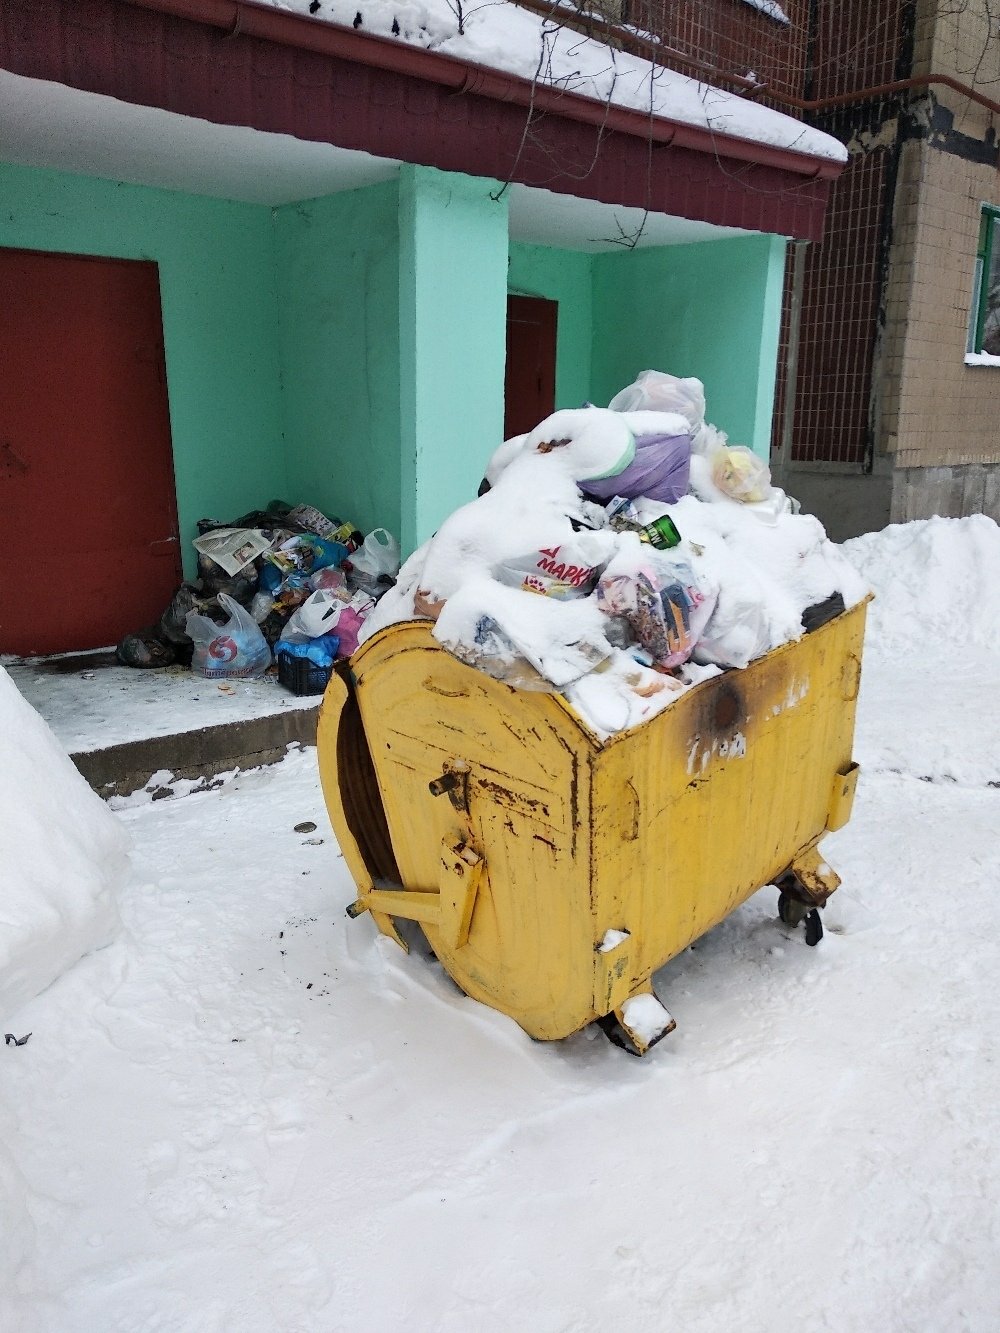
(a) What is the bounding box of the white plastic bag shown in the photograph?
[608,371,706,431]
[493,531,615,599]
[282,588,342,640]
[283,587,374,644]
[349,529,401,580]
[185,593,272,679]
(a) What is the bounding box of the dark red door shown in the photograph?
[0,249,182,655]
[504,295,558,438]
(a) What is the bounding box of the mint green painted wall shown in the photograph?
[0,163,286,572]
[273,181,401,541]
[507,243,593,412]
[399,166,509,554]
[591,233,788,456]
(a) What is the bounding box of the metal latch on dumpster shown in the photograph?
[346,838,484,949]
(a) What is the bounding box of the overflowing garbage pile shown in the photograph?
[116,502,401,694]
[360,371,870,738]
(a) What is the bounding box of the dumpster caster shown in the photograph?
[804,909,824,947]
[777,889,824,947]
[777,889,808,928]
[597,992,676,1057]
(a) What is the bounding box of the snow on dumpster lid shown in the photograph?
[262,0,847,166]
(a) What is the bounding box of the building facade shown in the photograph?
[617,0,1000,536]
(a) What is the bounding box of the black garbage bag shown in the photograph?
[196,500,311,537]
[158,584,198,645]
[194,558,258,604]
[116,631,178,669]
[259,605,296,649]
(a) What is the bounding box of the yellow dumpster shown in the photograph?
[317,597,868,1054]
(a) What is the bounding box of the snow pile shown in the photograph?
[840,515,1000,789]
[362,387,868,737]
[0,1125,34,1291]
[0,669,127,1022]
[264,0,845,163]
[843,514,1000,658]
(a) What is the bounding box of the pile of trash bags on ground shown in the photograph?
[117,502,400,693]
[361,370,869,738]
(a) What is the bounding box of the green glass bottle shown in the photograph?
[639,515,682,550]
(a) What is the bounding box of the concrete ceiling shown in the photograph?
[0,70,746,251]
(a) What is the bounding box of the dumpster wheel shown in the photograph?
[777,889,824,947]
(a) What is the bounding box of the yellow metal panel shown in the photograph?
[590,602,868,997]
[346,628,597,1041]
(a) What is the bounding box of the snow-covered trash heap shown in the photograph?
[361,370,870,738]
[0,668,127,1022]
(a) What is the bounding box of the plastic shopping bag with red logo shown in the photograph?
[185,593,272,679]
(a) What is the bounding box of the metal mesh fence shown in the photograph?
[612,0,913,468]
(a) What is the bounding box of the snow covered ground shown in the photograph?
[3,516,1000,1332]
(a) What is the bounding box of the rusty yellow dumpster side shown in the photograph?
[319,631,600,1041]
[587,606,866,1019]
[318,598,868,1050]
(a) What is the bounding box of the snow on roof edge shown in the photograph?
[260,0,848,166]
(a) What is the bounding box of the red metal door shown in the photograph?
[0,249,182,655]
[504,295,558,438]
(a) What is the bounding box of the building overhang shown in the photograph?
[1,0,843,240]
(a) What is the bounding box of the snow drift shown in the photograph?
[0,668,127,1022]
[843,514,1000,656]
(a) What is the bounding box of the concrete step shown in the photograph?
[72,705,320,799]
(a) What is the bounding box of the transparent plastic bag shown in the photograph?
[597,549,718,669]
[608,371,706,431]
[710,445,772,504]
[439,614,609,692]
[185,593,272,679]
[444,616,561,691]
[434,581,612,690]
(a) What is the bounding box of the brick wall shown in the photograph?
[890,143,1000,468]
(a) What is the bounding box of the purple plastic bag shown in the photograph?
[581,431,691,504]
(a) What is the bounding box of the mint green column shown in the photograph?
[591,233,788,458]
[398,166,509,554]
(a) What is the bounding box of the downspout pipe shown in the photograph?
[121,0,843,178]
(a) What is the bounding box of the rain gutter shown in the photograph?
[122,0,843,179]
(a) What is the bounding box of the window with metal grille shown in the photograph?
[968,205,1000,360]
